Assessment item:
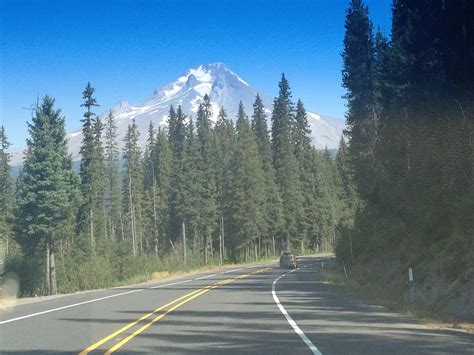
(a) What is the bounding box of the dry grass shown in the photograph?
[316,263,474,335]
[147,258,277,283]
[424,321,474,334]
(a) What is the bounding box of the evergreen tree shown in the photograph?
[104,110,122,241]
[293,99,317,251]
[168,105,187,160]
[195,94,218,262]
[336,137,359,229]
[15,96,75,295]
[122,120,143,255]
[301,148,337,252]
[251,95,283,250]
[0,126,13,256]
[79,82,105,246]
[214,107,235,230]
[142,122,161,254]
[342,0,380,201]
[175,119,202,251]
[271,74,304,250]
[293,99,312,160]
[227,102,265,260]
[154,126,172,247]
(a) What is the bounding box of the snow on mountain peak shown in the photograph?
[152,63,249,103]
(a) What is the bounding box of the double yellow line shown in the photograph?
[79,267,270,354]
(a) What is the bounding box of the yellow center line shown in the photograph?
[105,287,212,354]
[79,267,272,354]
[78,287,205,355]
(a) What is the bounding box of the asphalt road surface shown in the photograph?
[1,256,473,354]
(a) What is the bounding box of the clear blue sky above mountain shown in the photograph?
[0,0,391,149]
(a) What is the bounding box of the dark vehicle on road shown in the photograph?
[279,251,298,269]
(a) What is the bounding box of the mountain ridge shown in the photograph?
[10,63,344,165]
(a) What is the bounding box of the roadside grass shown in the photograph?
[314,262,474,334]
[0,252,281,307]
[1,248,325,306]
[112,249,325,289]
[123,255,282,286]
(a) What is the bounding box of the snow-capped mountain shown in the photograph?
[13,63,344,164]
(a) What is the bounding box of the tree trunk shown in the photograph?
[103,204,107,240]
[221,217,225,261]
[120,213,125,241]
[138,204,143,254]
[45,240,50,295]
[182,221,187,267]
[152,165,158,244]
[219,229,222,266]
[129,174,136,256]
[50,244,57,295]
[193,226,198,255]
[204,233,208,265]
[209,232,213,261]
[90,207,94,247]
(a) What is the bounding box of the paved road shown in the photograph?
[0,256,472,354]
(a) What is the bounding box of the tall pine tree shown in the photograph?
[195,94,218,262]
[122,120,143,255]
[79,82,105,246]
[251,95,283,251]
[0,126,13,256]
[16,96,75,295]
[104,110,122,241]
[227,102,265,260]
[271,75,304,250]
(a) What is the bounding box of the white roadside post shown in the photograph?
[408,268,415,311]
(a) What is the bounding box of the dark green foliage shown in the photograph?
[342,0,380,201]
[142,122,161,254]
[15,96,77,294]
[122,120,143,255]
[226,102,266,260]
[335,138,358,229]
[154,126,172,245]
[173,118,202,248]
[0,126,13,253]
[214,107,235,217]
[104,110,122,241]
[8,74,348,294]
[271,74,305,249]
[251,95,283,244]
[339,0,474,319]
[79,82,105,246]
[195,95,218,259]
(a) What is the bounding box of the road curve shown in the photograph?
[0,256,472,354]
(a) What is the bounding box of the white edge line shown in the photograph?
[0,266,250,325]
[195,273,218,281]
[272,270,322,355]
[223,267,243,273]
[0,279,194,324]
[0,289,142,325]
[150,279,193,289]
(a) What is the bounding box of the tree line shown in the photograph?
[0,75,350,295]
[338,0,473,306]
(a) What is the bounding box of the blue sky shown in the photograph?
[0,0,392,149]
